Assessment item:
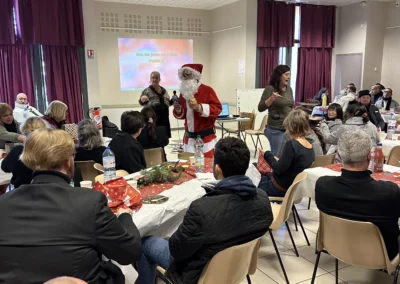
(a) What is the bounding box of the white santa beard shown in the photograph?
[179,79,200,100]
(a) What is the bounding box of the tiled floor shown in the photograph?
[164,129,398,284]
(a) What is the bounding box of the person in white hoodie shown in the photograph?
[13,93,43,123]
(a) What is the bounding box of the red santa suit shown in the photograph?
[173,64,222,158]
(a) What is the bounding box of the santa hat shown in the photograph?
[178,64,203,81]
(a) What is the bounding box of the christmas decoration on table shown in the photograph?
[93,177,142,213]
[137,163,184,188]
[324,163,400,186]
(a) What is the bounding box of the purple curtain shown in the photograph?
[295,48,332,102]
[0,45,34,106]
[0,0,15,44]
[300,4,336,48]
[257,0,295,48]
[16,0,84,46]
[43,46,83,123]
[260,48,279,88]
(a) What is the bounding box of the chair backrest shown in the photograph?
[318,212,398,273]
[94,163,104,173]
[311,154,336,168]
[239,111,256,131]
[387,145,400,166]
[94,170,129,184]
[257,114,268,132]
[270,172,308,230]
[178,152,194,160]
[197,238,261,284]
[144,148,165,167]
[75,161,97,184]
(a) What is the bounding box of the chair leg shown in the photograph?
[246,274,252,284]
[308,197,312,210]
[258,136,263,149]
[269,230,290,284]
[393,263,400,284]
[311,251,322,284]
[285,221,299,257]
[335,258,339,284]
[292,206,298,231]
[250,135,257,158]
[293,205,311,246]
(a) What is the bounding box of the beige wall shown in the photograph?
[381,1,400,100]
[363,2,388,90]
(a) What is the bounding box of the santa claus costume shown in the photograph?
[173,64,222,158]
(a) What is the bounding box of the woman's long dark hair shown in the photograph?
[141,107,157,142]
[346,103,369,124]
[326,103,343,121]
[268,65,290,94]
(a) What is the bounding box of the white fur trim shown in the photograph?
[184,137,217,153]
[200,104,210,118]
[178,66,202,81]
[186,101,195,132]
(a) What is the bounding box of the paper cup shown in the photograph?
[80,181,93,188]
[189,156,195,165]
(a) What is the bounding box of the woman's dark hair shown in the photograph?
[141,107,157,142]
[326,103,343,121]
[121,111,145,135]
[346,104,369,123]
[268,65,290,94]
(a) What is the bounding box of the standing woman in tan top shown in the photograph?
[258,65,294,155]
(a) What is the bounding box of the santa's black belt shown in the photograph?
[185,128,215,139]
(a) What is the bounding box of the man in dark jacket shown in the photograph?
[136,137,273,284]
[370,83,385,104]
[316,130,400,261]
[358,90,385,129]
[0,129,142,284]
[109,111,147,173]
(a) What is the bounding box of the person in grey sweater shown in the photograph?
[0,103,25,149]
[258,65,294,156]
[319,104,379,148]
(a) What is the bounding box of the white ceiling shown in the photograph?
[96,0,394,9]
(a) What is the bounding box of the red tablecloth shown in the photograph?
[324,163,400,186]
[139,158,214,198]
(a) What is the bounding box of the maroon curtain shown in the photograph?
[16,0,84,46]
[0,0,15,44]
[295,48,332,102]
[300,4,336,48]
[257,0,295,48]
[260,48,279,88]
[0,45,34,106]
[43,46,83,123]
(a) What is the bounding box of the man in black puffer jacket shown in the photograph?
[136,137,273,284]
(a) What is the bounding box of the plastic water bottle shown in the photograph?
[368,146,376,172]
[194,135,204,173]
[374,143,384,173]
[103,146,116,183]
[387,114,396,140]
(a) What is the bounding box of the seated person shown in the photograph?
[1,117,48,188]
[324,103,343,154]
[277,113,323,158]
[0,129,142,283]
[338,85,357,113]
[13,93,43,123]
[0,103,25,148]
[319,104,379,147]
[136,137,273,284]
[313,87,329,106]
[109,111,147,173]
[358,90,385,129]
[258,109,315,197]
[316,130,400,261]
[137,107,169,149]
[42,100,69,129]
[375,88,399,111]
[75,119,106,164]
